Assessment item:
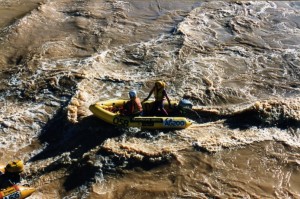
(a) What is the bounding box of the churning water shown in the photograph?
[0,0,299,198]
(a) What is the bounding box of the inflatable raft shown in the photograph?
[0,164,35,199]
[89,99,192,129]
[0,185,35,199]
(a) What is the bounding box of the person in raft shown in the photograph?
[122,90,143,116]
[142,81,171,116]
[0,160,24,188]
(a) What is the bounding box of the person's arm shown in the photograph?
[136,98,143,111]
[133,98,143,114]
[164,90,171,108]
[142,87,154,103]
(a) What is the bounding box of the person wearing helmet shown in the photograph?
[122,90,143,116]
[5,160,24,174]
[0,160,24,188]
[142,81,171,116]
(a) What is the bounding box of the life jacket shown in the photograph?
[154,87,165,101]
[126,98,143,114]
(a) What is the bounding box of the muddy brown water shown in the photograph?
[0,1,299,198]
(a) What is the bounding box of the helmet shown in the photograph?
[5,160,24,173]
[129,90,137,98]
[155,81,165,88]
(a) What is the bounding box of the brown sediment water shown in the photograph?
[0,1,299,198]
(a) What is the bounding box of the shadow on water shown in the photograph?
[223,110,262,130]
[28,108,181,191]
[29,107,125,191]
[223,109,300,130]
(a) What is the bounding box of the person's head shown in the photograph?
[155,81,165,89]
[129,90,137,99]
[5,160,24,173]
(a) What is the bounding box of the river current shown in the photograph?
[0,0,299,198]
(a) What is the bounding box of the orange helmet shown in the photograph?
[5,160,24,173]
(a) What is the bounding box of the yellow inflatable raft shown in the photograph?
[0,185,35,199]
[0,164,35,199]
[89,99,192,129]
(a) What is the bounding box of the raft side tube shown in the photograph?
[0,185,36,199]
[19,185,36,199]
